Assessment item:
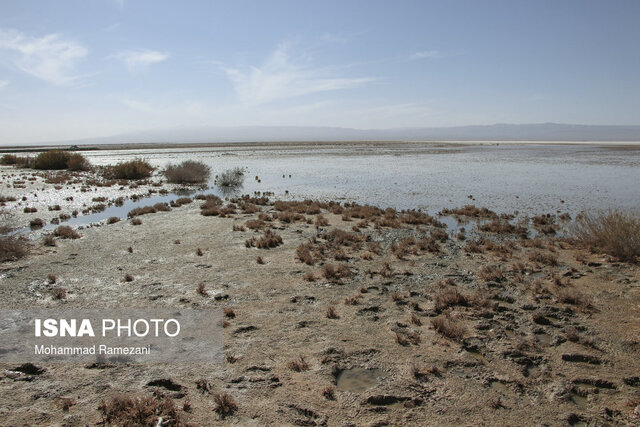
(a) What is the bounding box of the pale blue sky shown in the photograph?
[0,0,639,144]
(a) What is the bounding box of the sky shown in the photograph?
[0,0,639,144]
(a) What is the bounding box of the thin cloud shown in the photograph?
[0,29,88,85]
[0,80,8,89]
[112,49,170,71]
[221,43,375,106]
[411,50,442,60]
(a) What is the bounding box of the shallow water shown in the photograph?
[336,367,384,393]
[80,143,640,215]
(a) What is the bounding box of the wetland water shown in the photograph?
[79,143,640,216]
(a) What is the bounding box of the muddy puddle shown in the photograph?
[336,368,385,393]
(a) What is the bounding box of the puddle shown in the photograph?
[11,191,214,236]
[535,333,552,345]
[466,350,488,364]
[336,368,385,393]
[489,381,510,393]
[570,392,588,408]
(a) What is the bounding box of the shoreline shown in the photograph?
[2,139,640,153]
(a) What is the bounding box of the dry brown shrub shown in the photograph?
[476,265,504,282]
[572,210,640,262]
[431,315,466,341]
[53,226,80,239]
[326,306,339,319]
[434,288,467,313]
[213,392,238,419]
[246,230,283,249]
[528,250,558,266]
[98,394,183,426]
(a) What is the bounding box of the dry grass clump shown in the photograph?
[321,263,351,281]
[527,250,558,266]
[0,235,28,261]
[440,205,498,219]
[216,167,245,188]
[32,150,72,170]
[296,243,316,265]
[245,219,267,230]
[572,209,640,262]
[98,394,183,426]
[431,315,466,341]
[53,226,80,239]
[286,355,310,372]
[196,283,208,296]
[30,218,45,228]
[434,288,468,313]
[274,210,306,223]
[322,386,336,400]
[464,239,484,253]
[274,200,323,215]
[479,219,527,236]
[256,256,265,264]
[47,273,57,284]
[326,306,339,319]
[223,307,236,318]
[556,288,591,308]
[51,287,66,300]
[43,234,56,246]
[131,218,142,226]
[245,230,283,249]
[314,214,329,227]
[303,271,316,281]
[163,160,211,184]
[107,216,120,224]
[213,392,238,419]
[23,207,37,213]
[103,159,154,180]
[476,264,504,282]
[123,274,134,282]
[380,262,394,278]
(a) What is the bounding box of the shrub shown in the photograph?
[98,394,182,426]
[33,150,70,170]
[213,392,237,419]
[66,153,91,171]
[30,218,45,228]
[103,159,154,180]
[1,154,19,165]
[0,236,28,261]
[216,167,245,188]
[53,226,80,239]
[163,160,211,184]
[573,209,640,262]
[286,355,310,372]
[431,315,466,341]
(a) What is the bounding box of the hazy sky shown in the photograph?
[0,0,639,144]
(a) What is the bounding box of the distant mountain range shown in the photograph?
[13,123,640,146]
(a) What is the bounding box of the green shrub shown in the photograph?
[34,150,71,170]
[163,160,211,184]
[103,158,154,180]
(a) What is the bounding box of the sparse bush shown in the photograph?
[107,216,120,224]
[245,230,283,249]
[216,167,245,188]
[196,283,208,296]
[326,306,339,319]
[53,226,80,239]
[33,150,70,170]
[30,218,45,228]
[573,209,640,262]
[431,315,466,341]
[213,392,237,419]
[103,158,154,180]
[0,235,28,261]
[286,355,310,372]
[66,153,91,171]
[98,394,182,426]
[163,160,211,184]
[51,287,66,300]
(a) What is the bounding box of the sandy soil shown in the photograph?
[1,168,640,426]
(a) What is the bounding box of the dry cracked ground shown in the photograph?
[1,168,640,426]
